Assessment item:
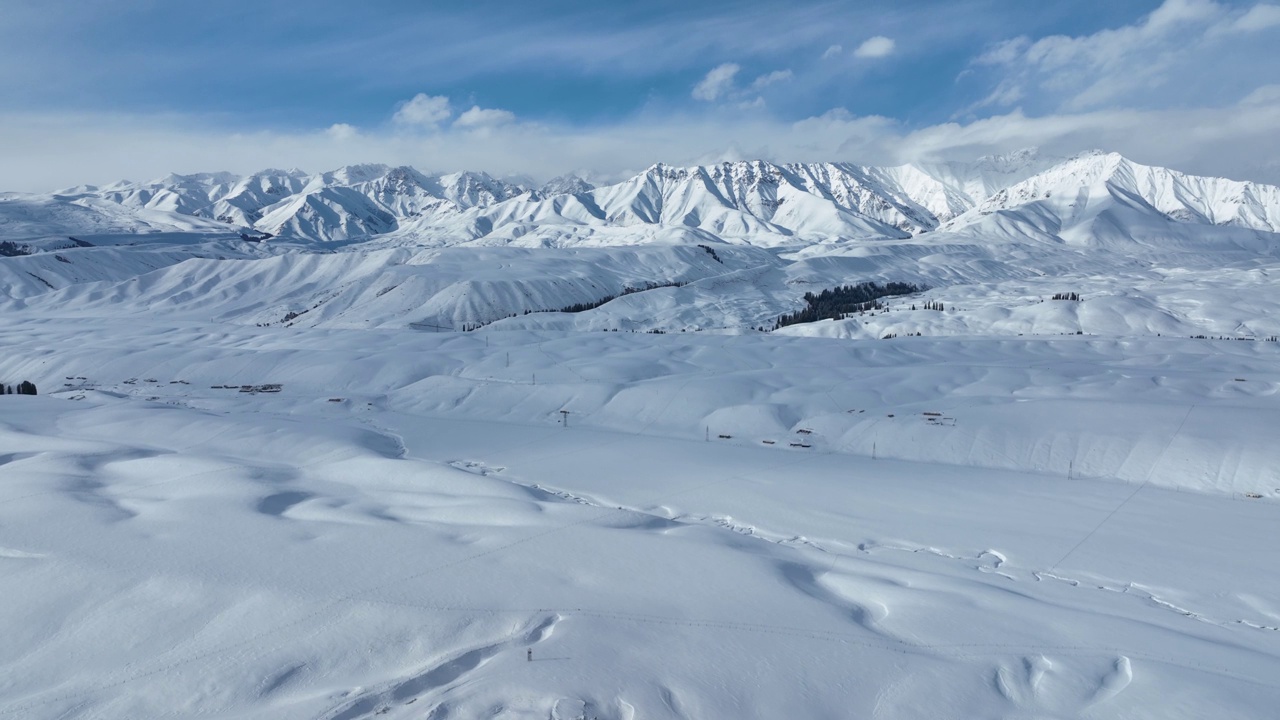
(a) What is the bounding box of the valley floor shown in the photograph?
[0,319,1277,719]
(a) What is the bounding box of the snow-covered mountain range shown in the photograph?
[3,149,1279,339]
[6,149,1279,250]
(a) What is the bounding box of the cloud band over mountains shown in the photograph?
[0,0,1277,191]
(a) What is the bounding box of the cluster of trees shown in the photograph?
[697,244,723,264]
[459,310,541,332]
[1,381,37,395]
[0,241,33,257]
[918,300,945,311]
[553,280,686,314]
[554,300,606,314]
[1051,292,1082,301]
[458,281,692,330]
[773,281,924,330]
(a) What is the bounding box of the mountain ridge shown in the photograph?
[5,151,1280,251]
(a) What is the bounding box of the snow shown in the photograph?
[1,152,1279,718]
[6,150,1265,247]
[0,324,1277,719]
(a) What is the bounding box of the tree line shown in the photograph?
[773,281,924,330]
[0,241,33,257]
[552,280,686,314]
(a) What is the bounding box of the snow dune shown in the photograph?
[1,320,1278,718]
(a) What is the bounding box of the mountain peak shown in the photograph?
[322,164,394,185]
[539,174,596,197]
[974,147,1045,170]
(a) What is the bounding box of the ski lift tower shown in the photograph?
[559,410,570,428]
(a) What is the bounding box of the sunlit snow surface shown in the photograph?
[1,321,1278,719]
[2,151,1279,717]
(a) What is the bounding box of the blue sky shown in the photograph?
[2,0,1279,189]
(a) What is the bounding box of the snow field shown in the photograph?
[0,319,1278,717]
[4,320,1275,496]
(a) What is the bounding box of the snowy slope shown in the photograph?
[90,171,242,216]
[535,173,597,197]
[3,151,1280,720]
[950,152,1280,238]
[207,169,311,225]
[35,165,529,243]
[4,151,1280,342]
[0,192,249,241]
[6,244,770,330]
[406,160,945,245]
[0,320,1278,719]
[0,242,275,300]
[914,147,1061,205]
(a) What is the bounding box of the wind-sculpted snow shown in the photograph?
[0,320,1278,719]
[1,322,1277,496]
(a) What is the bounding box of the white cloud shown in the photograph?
[853,36,895,58]
[821,44,843,59]
[1228,3,1280,32]
[325,123,358,141]
[975,0,1280,112]
[1239,83,1280,105]
[971,82,1024,111]
[749,70,793,91]
[692,63,740,101]
[392,93,452,127]
[5,86,1280,195]
[453,105,517,129]
[1146,0,1220,30]
[975,37,1029,66]
[691,65,789,105]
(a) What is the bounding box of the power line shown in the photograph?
[1048,404,1196,572]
